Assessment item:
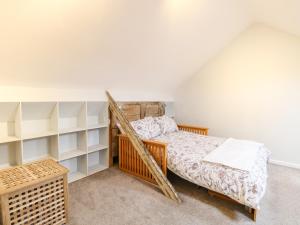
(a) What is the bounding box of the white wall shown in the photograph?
[0,86,173,102]
[175,24,300,167]
[0,0,251,95]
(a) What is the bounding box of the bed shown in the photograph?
[118,117,269,221]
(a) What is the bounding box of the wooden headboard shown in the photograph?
[110,102,165,162]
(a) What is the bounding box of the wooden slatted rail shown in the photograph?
[178,125,208,135]
[119,135,167,184]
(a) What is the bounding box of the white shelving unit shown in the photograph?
[0,142,22,169]
[59,131,87,161]
[22,102,58,140]
[23,135,58,163]
[87,128,108,153]
[0,101,109,183]
[88,149,109,175]
[59,102,86,134]
[87,102,108,129]
[60,155,87,183]
[0,103,21,144]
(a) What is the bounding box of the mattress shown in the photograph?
[153,131,270,209]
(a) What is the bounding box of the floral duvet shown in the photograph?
[153,131,270,209]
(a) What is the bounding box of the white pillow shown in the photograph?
[130,117,161,139]
[155,115,178,134]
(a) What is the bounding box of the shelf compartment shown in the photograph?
[0,142,22,169]
[88,150,108,175]
[59,131,87,161]
[60,155,87,183]
[87,102,108,129]
[59,102,86,133]
[0,103,21,143]
[22,136,58,164]
[87,128,108,153]
[22,102,58,140]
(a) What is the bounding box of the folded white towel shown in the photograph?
[203,138,263,172]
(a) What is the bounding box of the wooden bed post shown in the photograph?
[106,91,181,203]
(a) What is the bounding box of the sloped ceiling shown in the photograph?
[0,0,251,95]
[249,0,300,37]
[0,0,298,96]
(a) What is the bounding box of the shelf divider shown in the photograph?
[22,131,58,140]
[88,144,108,153]
[59,149,86,161]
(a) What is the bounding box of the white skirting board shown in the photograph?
[269,159,300,170]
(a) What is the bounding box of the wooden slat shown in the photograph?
[107,91,181,203]
[119,135,168,185]
[119,136,161,184]
[178,124,209,135]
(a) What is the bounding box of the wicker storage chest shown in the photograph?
[0,160,69,225]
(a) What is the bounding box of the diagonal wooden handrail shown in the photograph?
[106,91,181,203]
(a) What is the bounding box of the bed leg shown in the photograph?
[251,208,257,222]
[246,207,257,222]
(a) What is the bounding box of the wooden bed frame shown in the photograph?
[118,124,257,221]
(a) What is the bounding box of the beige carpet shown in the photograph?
[69,164,300,225]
